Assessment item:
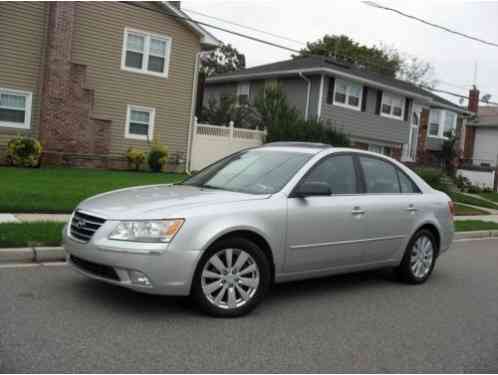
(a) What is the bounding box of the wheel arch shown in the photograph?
[413,222,441,256]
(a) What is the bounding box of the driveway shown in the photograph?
[1,239,498,372]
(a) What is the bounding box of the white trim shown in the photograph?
[332,78,362,111]
[124,105,156,141]
[0,88,32,130]
[186,52,202,173]
[161,2,220,47]
[317,74,324,118]
[207,67,434,103]
[380,91,404,121]
[121,27,172,78]
[299,72,311,120]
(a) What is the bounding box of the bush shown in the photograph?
[147,142,168,172]
[6,136,42,167]
[415,167,450,192]
[126,148,145,171]
[255,85,351,146]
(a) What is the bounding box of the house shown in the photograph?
[0,1,219,169]
[464,103,498,168]
[203,55,468,164]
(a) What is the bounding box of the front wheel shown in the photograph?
[396,229,437,284]
[191,237,271,317]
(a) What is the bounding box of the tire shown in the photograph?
[396,229,437,284]
[191,237,271,318]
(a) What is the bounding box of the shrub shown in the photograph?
[255,85,351,146]
[6,136,42,167]
[126,148,145,171]
[415,167,450,192]
[147,142,168,172]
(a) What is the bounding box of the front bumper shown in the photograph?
[63,223,201,296]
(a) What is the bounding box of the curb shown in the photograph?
[454,230,498,240]
[0,246,65,264]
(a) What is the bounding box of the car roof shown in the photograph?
[261,142,332,154]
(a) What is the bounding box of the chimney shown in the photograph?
[168,1,181,10]
[468,85,480,114]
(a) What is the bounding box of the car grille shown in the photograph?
[70,210,106,243]
[70,255,120,281]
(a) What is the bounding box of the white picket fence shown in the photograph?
[189,118,267,171]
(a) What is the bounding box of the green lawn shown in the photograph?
[455,204,488,216]
[448,192,498,210]
[454,220,498,232]
[478,192,498,203]
[0,167,186,213]
[0,222,65,248]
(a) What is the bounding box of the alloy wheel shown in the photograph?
[201,248,260,310]
[410,235,434,279]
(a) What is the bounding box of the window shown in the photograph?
[368,144,391,156]
[381,92,404,119]
[183,149,313,195]
[125,105,155,140]
[398,170,419,193]
[428,109,457,139]
[443,111,456,137]
[359,156,400,194]
[333,78,362,110]
[237,82,250,105]
[302,155,357,195]
[122,28,171,77]
[0,88,32,129]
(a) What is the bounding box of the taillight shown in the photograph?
[448,201,455,220]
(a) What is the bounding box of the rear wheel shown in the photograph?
[396,229,437,284]
[192,237,271,317]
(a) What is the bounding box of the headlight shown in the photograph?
[108,219,184,243]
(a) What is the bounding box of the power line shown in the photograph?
[423,86,498,106]
[183,7,306,46]
[363,1,498,48]
[123,2,301,53]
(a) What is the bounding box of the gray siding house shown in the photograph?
[203,56,468,163]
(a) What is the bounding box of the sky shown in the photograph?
[183,0,498,106]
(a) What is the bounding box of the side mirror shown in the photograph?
[294,181,332,198]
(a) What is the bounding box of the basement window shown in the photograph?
[125,105,155,141]
[122,28,172,78]
[0,88,32,129]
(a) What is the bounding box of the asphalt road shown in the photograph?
[1,239,498,373]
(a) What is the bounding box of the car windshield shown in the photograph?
[183,148,313,194]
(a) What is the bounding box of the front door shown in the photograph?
[285,154,368,273]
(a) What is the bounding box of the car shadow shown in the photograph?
[69,267,403,318]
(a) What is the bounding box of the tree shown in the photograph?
[440,130,460,177]
[199,43,246,77]
[295,34,402,77]
[296,34,436,87]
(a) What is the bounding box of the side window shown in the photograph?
[359,156,400,194]
[398,170,419,193]
[302,155,357,195]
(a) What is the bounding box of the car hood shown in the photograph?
[77,184,269,220]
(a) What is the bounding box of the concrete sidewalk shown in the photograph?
[0,213,70,223]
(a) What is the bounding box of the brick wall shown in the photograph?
[39,2,112,167]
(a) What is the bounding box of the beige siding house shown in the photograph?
[0,2,218,169]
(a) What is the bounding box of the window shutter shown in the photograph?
[326,77,335,104]
[375,90,383,115]
[404,98,412,122]
[361,87,368,112]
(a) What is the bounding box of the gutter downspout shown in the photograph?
[185,51,202,174]
[299,72,311,121]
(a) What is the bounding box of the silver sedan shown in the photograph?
[64,142,454,317]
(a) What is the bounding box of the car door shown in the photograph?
[285,154,369,273]
[357,155,421,263]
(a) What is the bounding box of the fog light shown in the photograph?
[129,270,151,286]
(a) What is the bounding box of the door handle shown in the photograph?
[351,207,365,215]
[405,204,418,212]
